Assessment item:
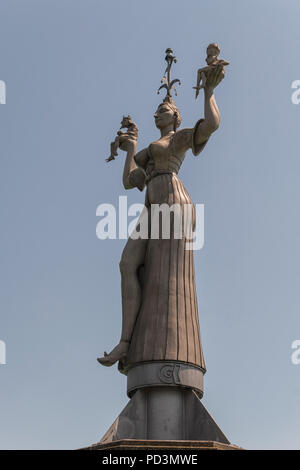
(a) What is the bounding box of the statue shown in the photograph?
[88,46,238,448]
[106,116,138,163]
[97,46,226,374]
[193,43,229,99]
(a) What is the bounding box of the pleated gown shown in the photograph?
[125,124,207,372]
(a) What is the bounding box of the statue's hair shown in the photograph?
[207,43,220,55]
[160,96,182,131]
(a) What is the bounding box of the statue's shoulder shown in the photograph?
[173,120,209,157]
[172,128,193,154]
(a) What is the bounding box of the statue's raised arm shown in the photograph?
[192,44,227,147]
[174,43,227,157]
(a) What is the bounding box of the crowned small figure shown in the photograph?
[106,115,138,163]
[193,43,229,99]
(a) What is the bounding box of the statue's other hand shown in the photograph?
[205,64,225,90]
[118,134,137,152]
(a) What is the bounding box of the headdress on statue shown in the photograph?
[157,48,182,131]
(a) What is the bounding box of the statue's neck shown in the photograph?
[160,126,175,138]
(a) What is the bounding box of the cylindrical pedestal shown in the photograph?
[124,361,204,440]
[126,361,204,398]
[146,387,186,440]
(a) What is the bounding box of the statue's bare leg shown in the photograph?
[97,211,149,366]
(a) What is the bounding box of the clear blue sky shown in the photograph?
[0,0,300,450]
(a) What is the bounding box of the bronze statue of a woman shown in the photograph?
[98,47,226,376]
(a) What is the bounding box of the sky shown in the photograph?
[0,0,300,450]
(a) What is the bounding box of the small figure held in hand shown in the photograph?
[193,43,229,99]
[106,115,138,162]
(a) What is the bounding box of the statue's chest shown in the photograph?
[148,136,184,174]
[149,137,174,169]
[150,139,171,166]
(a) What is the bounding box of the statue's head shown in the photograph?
[154,96,182,132]
[120,115,132,128]
[206,43,220,65]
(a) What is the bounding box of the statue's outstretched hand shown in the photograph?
[118,133,137,152]
[205,64,225,90]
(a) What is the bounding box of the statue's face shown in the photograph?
[154,103,175,130]
[206,46,219,65]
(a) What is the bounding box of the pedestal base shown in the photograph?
[87,439,241,450]
[88,387,231,446]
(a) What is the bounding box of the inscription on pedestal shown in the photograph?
[158,364,181,384]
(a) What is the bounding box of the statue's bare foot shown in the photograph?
[97,341,129,367]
